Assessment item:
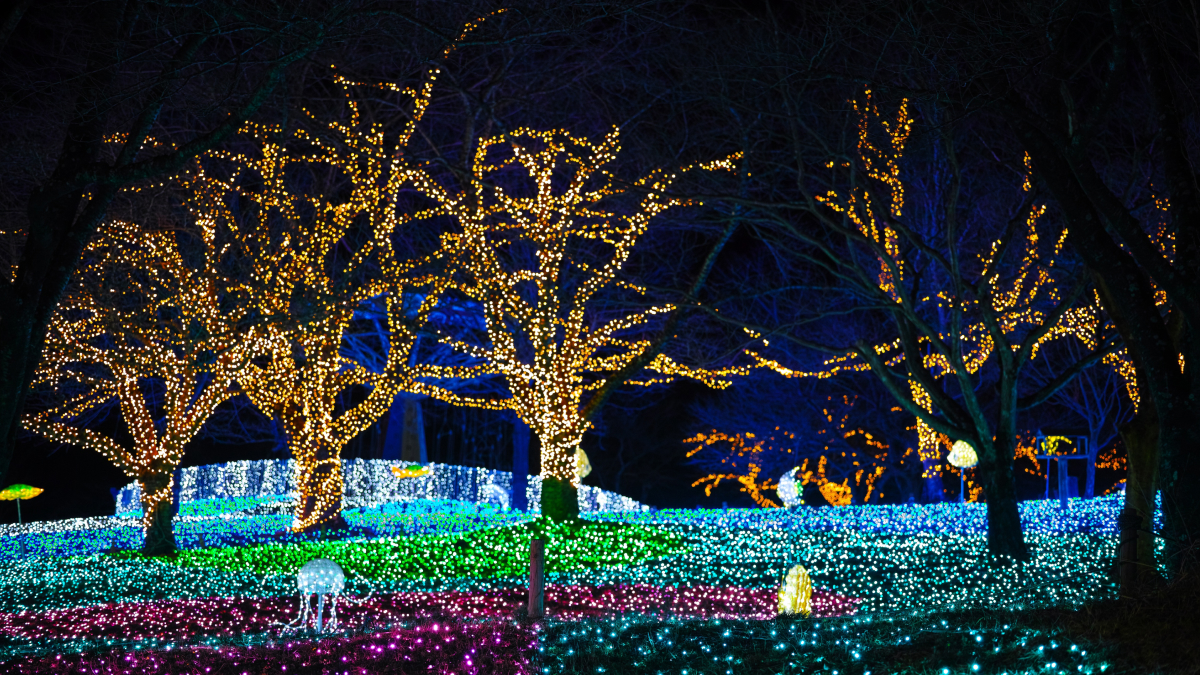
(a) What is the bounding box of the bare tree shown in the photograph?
[687,86,1116,560]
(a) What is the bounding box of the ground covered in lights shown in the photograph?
[1,494,1192,674]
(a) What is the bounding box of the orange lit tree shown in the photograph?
[686,387,910,507]
[398,127,745,520]
[24,215,265,555]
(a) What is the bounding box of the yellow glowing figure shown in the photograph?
[777,564,813,617]
[947,440,979,469]
[575,448,592,479]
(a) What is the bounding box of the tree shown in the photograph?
[780,0,1200,585]
[189,63,467,531]
[399,127,745,520]
[23,212,263,555]
[0,0,365,489]
[702,91,1115,560]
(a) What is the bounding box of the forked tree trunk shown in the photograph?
[139,472,177,556]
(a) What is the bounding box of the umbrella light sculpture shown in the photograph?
[947,440,979,503]
[0,484,42,524]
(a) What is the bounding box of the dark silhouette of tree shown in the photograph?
[682,84,1116,560]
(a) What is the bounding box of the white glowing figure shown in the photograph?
[777,467,802,507]
[288,558,345,632]
[483,483,510,510]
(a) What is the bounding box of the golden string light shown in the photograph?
[24,215,263,542]
[394,127,743,489]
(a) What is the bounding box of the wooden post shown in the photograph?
[1058,457,1069,510]
[528,538,545,618]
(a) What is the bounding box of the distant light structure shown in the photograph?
[776,468,802,507]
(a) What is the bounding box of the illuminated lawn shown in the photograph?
[0,494,1181,674]
[114,519,687,581]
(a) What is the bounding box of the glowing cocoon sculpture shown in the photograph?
[777,563,813,617]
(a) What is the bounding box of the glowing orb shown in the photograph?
[777,563,813,616]
[947,440,978,468]
[776,467,802,507]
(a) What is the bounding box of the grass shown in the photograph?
[109,518,689,582]
[537,574,1200,674]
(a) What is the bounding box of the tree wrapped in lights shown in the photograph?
[736,92,1118,560]
[24,216,264,555]
[401,128,744,520]
[193,66,460,532]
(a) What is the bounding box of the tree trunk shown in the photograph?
[512,418,529,512]
[979,441,1029,561]
[1085,447,1096,499]
[139,472,177,556]
[291,434,346,532]
[1158,321,1200,579]
[401,397,427,464]
[921,458,945,502]
[1119,410,1162,595]
[381,396,404,460]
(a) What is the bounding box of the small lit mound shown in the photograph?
[118,519,689,581]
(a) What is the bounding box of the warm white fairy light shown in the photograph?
[24,216,266,545]
[393,127,743,491]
